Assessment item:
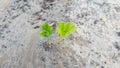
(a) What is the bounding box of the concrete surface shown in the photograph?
[0,0,120,68]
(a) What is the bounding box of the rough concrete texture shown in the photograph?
[0,0,120,68]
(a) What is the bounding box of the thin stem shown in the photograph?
[48,37,50,44]
[59,37,63,44]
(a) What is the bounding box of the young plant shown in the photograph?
[57,22,77,43]
[39,22,53,44]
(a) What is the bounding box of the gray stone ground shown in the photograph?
[0,0,120,68]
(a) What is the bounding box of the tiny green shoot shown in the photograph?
[57,22,77,43]
[39,23,53,44]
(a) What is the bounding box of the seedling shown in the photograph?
[39,23,53,44]
[57,22,77,43]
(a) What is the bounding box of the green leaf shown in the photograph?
[40,23,53,37]
[57,22,65,37]
[57,22,77,38]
